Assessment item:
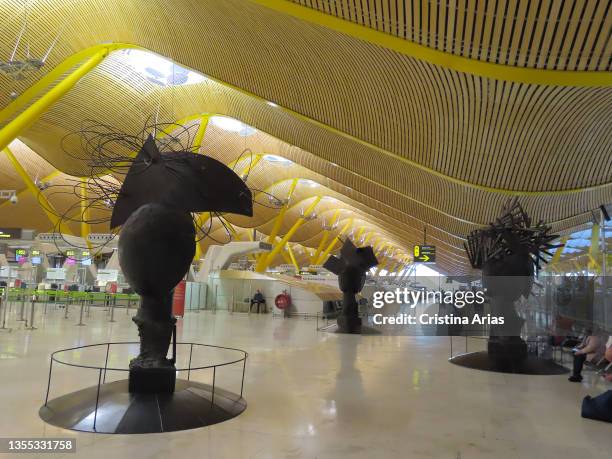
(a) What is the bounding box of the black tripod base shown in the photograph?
[129,366,176,393]
[39,379,246,434]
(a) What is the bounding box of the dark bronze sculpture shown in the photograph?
[324,238,378,333]
[110,135,252,392]
[464,198,560,362]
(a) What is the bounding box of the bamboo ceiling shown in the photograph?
[0,0,610,274]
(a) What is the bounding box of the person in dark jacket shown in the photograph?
[250,289,266,313]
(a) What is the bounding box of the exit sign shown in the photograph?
[414,245,436,263]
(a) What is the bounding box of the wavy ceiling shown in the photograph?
[0,0,610,275]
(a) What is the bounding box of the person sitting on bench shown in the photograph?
[250,290,266,313]
[569,331,605,382]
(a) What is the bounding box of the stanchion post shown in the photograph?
[109,298,116,322]
[18,294,26,321]
[77,298,86,326]
[25,297,37,330]
[0,296,11,331]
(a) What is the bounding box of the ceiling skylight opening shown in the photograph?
[299,179,318,188]
[119,49,207,87]
[210,116,257,136]
[263,154,292,165]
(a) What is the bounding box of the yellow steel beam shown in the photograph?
[362,232,374,245]
[0,43,137,126]
[255,178,299,271]
[193,115,211,150]
[590,224,601,271]
[286,244,300,272]
[248,0,612,87]
[0,48,111,153]
[3,147,72,235]
[239,154,262,178]
[8,44,606,201]
[0,169,61,212]
[353,226,366,243]
[257,196,321,272]
[312,209,341,264]
[374,259,388,276]
[547,236,569,271]
[315,218,353,265]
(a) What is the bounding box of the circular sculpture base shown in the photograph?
[450,351,569,375]
[39,379,246,434]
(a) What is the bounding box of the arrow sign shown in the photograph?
[414,245,436,263]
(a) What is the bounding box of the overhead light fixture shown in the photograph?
[263,154,292,165]
[210,116,257,136]
[266,101,278,107]
[119,49,207,87]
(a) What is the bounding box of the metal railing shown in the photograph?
[43,341,248,431]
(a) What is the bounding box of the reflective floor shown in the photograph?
[0,304,610,458]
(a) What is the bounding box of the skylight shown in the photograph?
[210,116,257,136]
[299,179,318,188]
[263,154,292,165]
[119,49,207,87]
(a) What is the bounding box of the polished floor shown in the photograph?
[0,303,610,458]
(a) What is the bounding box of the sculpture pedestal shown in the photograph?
[337,315,362,334]
[488,336,528,362]
[128,366,176,394]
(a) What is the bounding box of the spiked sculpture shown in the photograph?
[464,198,561,362]
[110,135,253,392]
[324,238,378,333]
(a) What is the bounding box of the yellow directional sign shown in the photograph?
[414,245,436,263]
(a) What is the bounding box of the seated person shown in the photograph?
[250,289,266,313]
[569,331,605,382]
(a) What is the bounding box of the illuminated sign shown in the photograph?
[413,245,436,263]
[0,228,21,239]
[15,249,26,255]
[31,250,41,256]
[65,250,75,257]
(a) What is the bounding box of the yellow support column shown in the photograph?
[377,259,391,276]
[548,236,569,271]
[286,244,300,272]
[315,218,353,265]
[362,232,374,246]
[0,49,110,152]
[312,209,341,264]
[255,179,299,271]
[193,115,211,150]
[4,147,72,235]
[257,197,321,272]
[239,155,261,179]
[353,226,366,243]
[589,224,601,272]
